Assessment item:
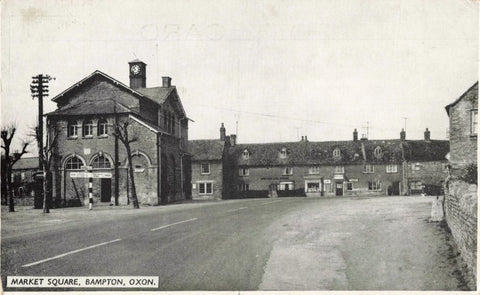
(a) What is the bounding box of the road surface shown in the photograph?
[1,196,469,291]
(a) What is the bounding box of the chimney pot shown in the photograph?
[162,76,172,87]
[400,128,406,140]
[220,123,226,141]
[353,128,358,141]
[301,136,304,141]
[424,128,431,141]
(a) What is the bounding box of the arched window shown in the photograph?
[97,119,108,136]
[333,148,341,159]
[242,149,250,160]
[91,155,111,169]
[67,120,78,138]
[83,119,94,137]
[65,156,83,170]
[374,146,383,159]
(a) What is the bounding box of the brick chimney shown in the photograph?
[353,129,358,141]
[162,76,172,88]
[230,134,236,146]
[220,123,226,141]
[128,59,146,89]
[400,128,406,140]
[424,128,431,141]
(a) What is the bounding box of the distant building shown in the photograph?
[226,129,448,197]
[445,81,478,176]
[46,60,191,207]
[11,157,40,198]
[189,124,232,200]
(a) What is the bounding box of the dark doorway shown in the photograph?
[100,178,111,202]
[391,181,400,195]
[335,182,343,196]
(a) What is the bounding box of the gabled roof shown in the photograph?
[51,70,146,102]
[445,81,478,115]
[189,140,225,161]
[46,99,132,116]
[229,139,448,167]
[12,157,39,170]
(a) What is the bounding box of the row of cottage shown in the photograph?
[9,59,477,206]
[190,125,449,199]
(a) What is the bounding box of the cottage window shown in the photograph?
[279,148,288,159]
[67,121,78,138]
[283,167,293,175]
[346,182,353,191]
[279,181,294,190]
[410,181,423,191]
[83,119,94,137]
[368,180,381,191]
[242,149,250,159]
[308,166,320,174]
[471,109,478,135]
[374,146,383,159]
[92,155,111,169]
[65,156,83,170]
[239,168,249,176]
[199,182,213,194]
[386,164,398,173]
[334,166,344,174]
[238,184,250,191]
[200,163,210,174]
[333,148,341,159]
[98,119,108,136]
[363,164,374,173]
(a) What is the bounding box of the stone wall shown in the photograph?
[445,180,477,283]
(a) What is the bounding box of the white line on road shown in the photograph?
[22,238,122,268]
[226,207,248,212]
[150,218,198,232]
[260,200,282,205]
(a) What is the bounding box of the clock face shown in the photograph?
[131,64,141,75]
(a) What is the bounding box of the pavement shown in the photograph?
[1,195,471,292]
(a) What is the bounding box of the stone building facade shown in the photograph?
[445,82,478,176]
[225,129,448,198]
[46,60,191,207]
[444,81,477,286]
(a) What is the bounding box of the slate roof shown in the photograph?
[46,100,132,116]
[12,157,39,170]
[189,140,225,161]
[402,140,450,162]
[445,81,478,115]
[229,139,449,167]
[136,87,175,105]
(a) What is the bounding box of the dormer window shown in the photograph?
[333,148,341,159]
[279,148,288,159]
[242,149,250,160]
[374,146,383,159]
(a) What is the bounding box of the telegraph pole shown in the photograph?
[31,74,55,212]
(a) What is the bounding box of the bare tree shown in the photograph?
[34,123,59,213]
[113,119,140,209]
[1,124,29,212]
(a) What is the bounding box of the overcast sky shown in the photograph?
[1,0,478,154]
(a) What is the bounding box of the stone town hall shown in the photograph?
[46,60,191,206]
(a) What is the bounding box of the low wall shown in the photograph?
[445,180,477,283]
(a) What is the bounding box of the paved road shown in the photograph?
[1,196,468,291]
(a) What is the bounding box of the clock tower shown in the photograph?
[128,59,147,89]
